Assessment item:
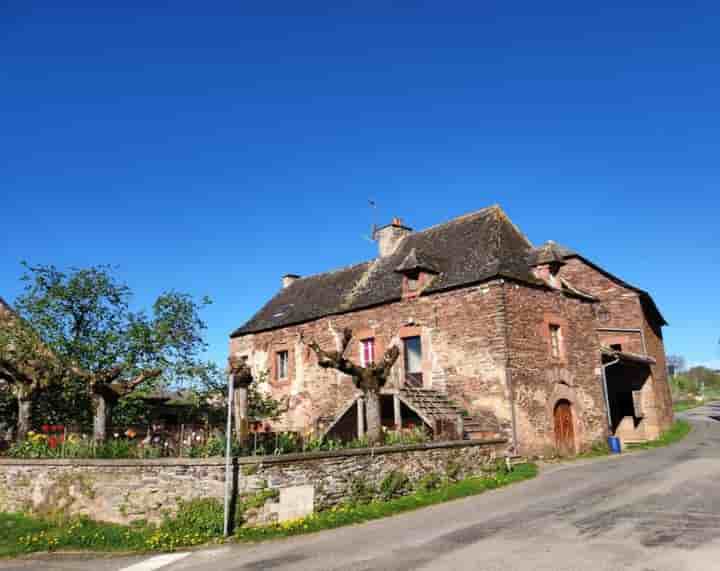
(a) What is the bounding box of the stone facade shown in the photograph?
[231,207,673,457]
[231,281,515,443]
[231,278,617,457]
[558,258,673,441]
[0,439,506,525]
[504,281,608,456]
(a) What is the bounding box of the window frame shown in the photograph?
[403,335,422,372]
[276,350,289,381]
[360,337,375,367]
[549,324,561,359]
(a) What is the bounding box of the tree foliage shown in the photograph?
[8,263,216,440]
[666,354,686,377]
[195,363,280,423]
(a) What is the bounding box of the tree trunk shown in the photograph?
[233,384,250,447]
[17,395,32,442]
[93,393,111,442]
[364,391,382,445]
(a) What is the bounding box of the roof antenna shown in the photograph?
[363,199,378,243]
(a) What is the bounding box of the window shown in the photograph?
[276,350,289,380]
[360,338,375,366]
[549,325,561,359]
[404,336,423,386]
[407,275,419,291]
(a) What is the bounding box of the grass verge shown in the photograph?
[673,400,705,413]
[0,464,538,557]
[235,463,538,542]
[626,419,692,450]
[0,513,151,558]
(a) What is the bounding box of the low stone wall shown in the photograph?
[0,438,507,525]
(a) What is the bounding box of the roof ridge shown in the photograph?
[287,260,373,284]
[284,205,501,285]
[411,204,499,236]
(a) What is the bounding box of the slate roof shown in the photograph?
[232,205,666,335]
[395,248,442,274]
[233,205,543,336]
[532,241,668,326]
[528,241,567,266]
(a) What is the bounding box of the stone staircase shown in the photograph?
[319,387,502,442]
[399,387,497,440]
[462,414,501,440]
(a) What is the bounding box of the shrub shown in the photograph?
[348,475,375,504]
[379,470,410,500]
[416,471,442,492]
[146,498,226,550]
[383,426,429,446]
[345,435,370,449]
[445,460,462,481]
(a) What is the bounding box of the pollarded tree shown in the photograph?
[309,328,400,445]
[0,299,64,440]
[199,358,280,446]
[12,263,216,441]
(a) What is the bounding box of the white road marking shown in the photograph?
[119,553,191,571]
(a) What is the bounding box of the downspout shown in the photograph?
[500,280,519,454]
[601,357,620,433]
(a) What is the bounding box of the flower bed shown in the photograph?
[4,426,432,459]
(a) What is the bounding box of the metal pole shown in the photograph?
[601,358,620,432]
[223,374,234,537]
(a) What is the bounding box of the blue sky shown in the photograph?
[2,2,719,369]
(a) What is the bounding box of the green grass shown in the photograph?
[0,513,151,557]
[673,400,704,412]
[0,464,538,557]
[235,463,538,542]
[626,419,692,450]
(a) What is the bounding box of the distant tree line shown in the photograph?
[667,353,720,396]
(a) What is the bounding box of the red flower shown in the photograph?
[41,424,50,433]
[48,436,58,449]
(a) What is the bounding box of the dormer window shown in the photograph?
[530,242,566,289]
[407,273,420,292]
[394,248,441,300]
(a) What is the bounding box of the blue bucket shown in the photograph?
[608,436,622,454]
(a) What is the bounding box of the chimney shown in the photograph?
[374,217,412,257]
[282,274,300,288]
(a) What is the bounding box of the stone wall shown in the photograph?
[503,280,608,457]
[0,438,507,525]
[559,257,674,434]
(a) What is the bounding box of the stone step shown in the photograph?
[399,387,463,421]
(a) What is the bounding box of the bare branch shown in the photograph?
[100,365,125,385]
[340,327,353,356]
[378,345,401,379]
[125,368,162,391]
[228,356,253,387]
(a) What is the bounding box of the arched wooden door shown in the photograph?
[554,400,575,455]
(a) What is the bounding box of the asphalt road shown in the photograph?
[3,403,720,571]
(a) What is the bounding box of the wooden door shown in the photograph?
[554,400,575,455]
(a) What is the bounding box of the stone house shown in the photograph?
[230,205,673,456]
